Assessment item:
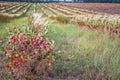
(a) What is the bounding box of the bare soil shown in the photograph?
[60,3,120,14]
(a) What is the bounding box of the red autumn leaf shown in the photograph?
[14,62,19,66]
[13,27,16,30]
[11,37,18,43]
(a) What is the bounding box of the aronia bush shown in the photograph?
[2,13,56,79]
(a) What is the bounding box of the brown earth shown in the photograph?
[60,3,120,14]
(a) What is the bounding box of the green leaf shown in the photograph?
[93,56,98,67]
[49,55,55,62]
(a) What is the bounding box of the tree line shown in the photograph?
[83,0,120,3]
[0,0,120,3]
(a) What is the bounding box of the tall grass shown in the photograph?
[47,22,120,79]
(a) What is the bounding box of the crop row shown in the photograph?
[0,3,27,13]
[0,2,18,10]
[0,3,119,35]
[0,3,31,20]
[36,3,120,35]
[51,3,120,25]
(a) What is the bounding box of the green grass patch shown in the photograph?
[47,22,120,79]
[0,17,29,39]
[0,5,33,39]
